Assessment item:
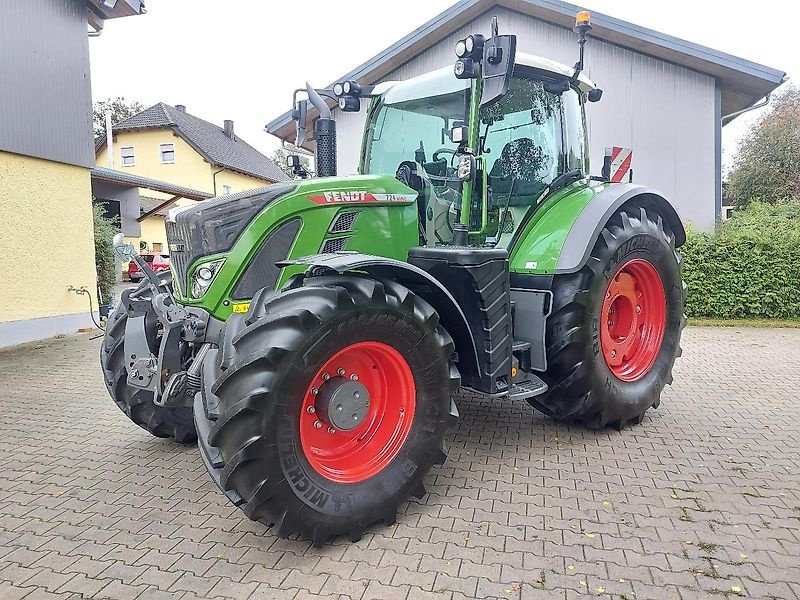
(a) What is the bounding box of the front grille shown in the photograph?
[330,211,359,233]
[166,220,190,294]
[321,237,348,253]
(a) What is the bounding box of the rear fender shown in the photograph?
[279,253,480,382]
[555,184,685,274]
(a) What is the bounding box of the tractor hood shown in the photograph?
[165,175,419,307]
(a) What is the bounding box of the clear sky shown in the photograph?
[89,0,795,172]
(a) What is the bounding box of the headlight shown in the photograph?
[191,259,224,299]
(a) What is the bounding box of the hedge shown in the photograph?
[681,202,800,318]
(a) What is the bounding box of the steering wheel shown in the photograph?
[432,148,458,164]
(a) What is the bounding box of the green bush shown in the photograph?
[93,202,119,306]
[682,202,800,318]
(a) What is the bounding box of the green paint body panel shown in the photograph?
[172,174,419,320]
[508,181,611,275]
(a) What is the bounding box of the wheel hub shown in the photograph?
[600,259,667,382]
[316,377,371,431]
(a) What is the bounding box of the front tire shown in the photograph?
[531,205,686,429]
[196,275,459,545]
[100,274,197,443]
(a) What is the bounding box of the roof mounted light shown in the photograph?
[575,10,591,28]
[332,82,344,97]
[455,39,468,59]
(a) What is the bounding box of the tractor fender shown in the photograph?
[280,253,480,380]
[555,184,686,274]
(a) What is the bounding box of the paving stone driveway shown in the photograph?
[0,327,799,600]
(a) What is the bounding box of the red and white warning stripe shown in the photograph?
[308,191,417,205]
[609,147,633,183]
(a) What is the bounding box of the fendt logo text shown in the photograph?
[308,191,417,204]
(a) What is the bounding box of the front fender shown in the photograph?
[280,253,481,383]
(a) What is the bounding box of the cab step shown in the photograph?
[509,373,548,400]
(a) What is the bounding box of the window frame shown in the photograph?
[222,185,232,195]
[120,146,135,167]
[159,143,175,164]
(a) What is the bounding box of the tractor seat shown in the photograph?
[488,138,548,204]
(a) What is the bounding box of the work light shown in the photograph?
[455,39,468,58]
[332,82,344,97]
[454,58,477,79]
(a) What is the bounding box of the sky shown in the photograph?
[89,0,795,172]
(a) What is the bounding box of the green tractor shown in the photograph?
[102,12,685,546]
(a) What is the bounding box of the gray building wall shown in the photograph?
[332,7,718,230]
[0,0,94,168]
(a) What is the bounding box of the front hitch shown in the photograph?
[120,285,211,408]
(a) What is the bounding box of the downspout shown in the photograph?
[212,167,224,196]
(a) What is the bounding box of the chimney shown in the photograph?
[223,119,235,140]
[175,104,186,112]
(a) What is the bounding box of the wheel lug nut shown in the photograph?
[314,420,323,429]
[400,407,405,414]
[311,388,319,396]
[350,374,358,381]
[307,406,316,414]
[610,350,617,359]
[327,426,336,434]
[635,306,641,313]
[337,404,343,412]
[337,368,345,376]
[322,373,330,381]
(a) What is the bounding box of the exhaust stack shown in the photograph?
[306,82,337,177]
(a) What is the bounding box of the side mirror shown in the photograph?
[481,33,516,109]
[456,154,476,183]
[112,233,135,261]
[286,154,309,178]
[292,98,308,147]
[587,88,603,102]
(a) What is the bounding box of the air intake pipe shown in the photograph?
[306,82,337,177]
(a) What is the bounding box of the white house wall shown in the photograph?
[333,6,717,229]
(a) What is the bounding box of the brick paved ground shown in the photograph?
[1,327,799,600]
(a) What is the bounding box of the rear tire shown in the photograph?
[530,205,686,429]
[196,274,459,545]
[100,274,197,443]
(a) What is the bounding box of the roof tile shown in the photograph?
[114,103,288,183]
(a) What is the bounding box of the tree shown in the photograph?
[92,201,119,306]
[93,97,144,143]
[271,147,312,179]
[727,85,800,208]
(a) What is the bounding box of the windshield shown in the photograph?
[363,71,471,244]
[364,89,470,180]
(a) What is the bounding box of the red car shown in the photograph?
[128,253,170,282]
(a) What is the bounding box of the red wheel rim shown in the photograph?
[299,341,416,484]
[600,259,666,382]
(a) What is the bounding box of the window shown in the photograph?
[222,185,232,195]
[120,146,135,167]
[159,143,175,164]
[152,242,163,252]
[482,77,563,205]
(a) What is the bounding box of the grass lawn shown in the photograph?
[688,317,800,328]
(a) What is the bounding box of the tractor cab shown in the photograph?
[358,54,597,247]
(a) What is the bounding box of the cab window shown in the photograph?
[482,78,563,206]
